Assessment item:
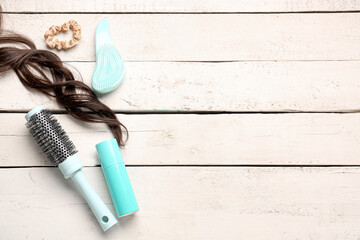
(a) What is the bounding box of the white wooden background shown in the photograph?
[1,1,360,239]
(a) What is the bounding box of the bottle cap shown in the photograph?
[96,139,139,217]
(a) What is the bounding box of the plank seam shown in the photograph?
[62,60,360,63]
[2,165,360,169]
[3,11,360,14]
[0,110,359,114]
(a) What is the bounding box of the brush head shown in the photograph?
[26,108,77,166]
[92,19,125,95]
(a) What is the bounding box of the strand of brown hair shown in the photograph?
[0,6,128,146]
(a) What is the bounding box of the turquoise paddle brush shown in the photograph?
[92,19,125,94]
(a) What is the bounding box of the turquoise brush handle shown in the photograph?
[59,155,117,231]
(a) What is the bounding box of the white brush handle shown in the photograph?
[71,170,117,231]
[59,155,117,231]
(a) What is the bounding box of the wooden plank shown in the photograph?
[1,61,360,112]
[1,167,360,239]
[3,14,360,61]
[2,0,360,13]
[1,113,359,166]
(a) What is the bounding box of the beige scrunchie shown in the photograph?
[44,20,81,50]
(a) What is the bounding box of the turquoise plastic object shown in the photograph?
[58,155,118,231]
[96,139,139,217]
[92,19,125,94]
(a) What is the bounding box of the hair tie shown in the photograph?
[44,20,81,50]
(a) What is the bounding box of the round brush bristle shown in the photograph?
[26,109,77,166]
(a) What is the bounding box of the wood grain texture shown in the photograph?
[1,167,360,239]
[1,113,359,167]
[2,0,360,13]
[1,61,360,112]
[3,14,360,61]
[1,1,360,239]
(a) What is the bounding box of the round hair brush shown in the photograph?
[25,106,117,231]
